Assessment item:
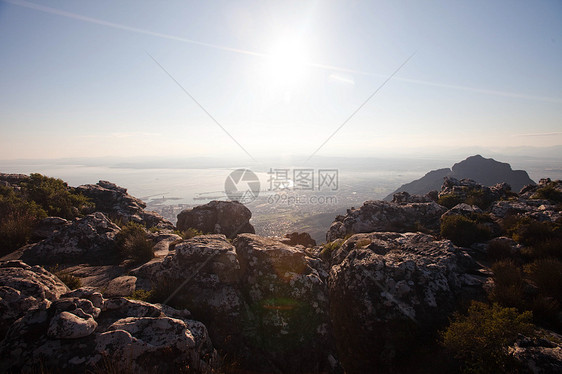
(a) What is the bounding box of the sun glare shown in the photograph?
[262,38,309,86]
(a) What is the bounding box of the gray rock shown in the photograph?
[77,181,174,230]
[510,334,562,374]
[21,212,120,265]
[31,216,70,240]
[327,232,481,372]
[152,235,244,351]
[0,293,217,373]
[104,275,137,297]
[176,200,255,238]
[233,233,333,373]
[0,260,69,339]
[47,310,97,339]
[326,200,446,242]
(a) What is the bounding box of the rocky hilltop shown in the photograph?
[384,155,535,200]
[0,172,561,373]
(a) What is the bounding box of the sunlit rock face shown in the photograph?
[176,200,255,237]
[0,283,218,373]
[327,232,482,373]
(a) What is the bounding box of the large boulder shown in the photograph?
[176,200,255,238]
[0,289,218,373]
[151,234,244,352]
[148,233,338,373]
[77,181,174,230]
[0,260,69,339]
[21,212,120,265]
[327,232,483,373]
[326,200,446,242]
[233,234,335,373]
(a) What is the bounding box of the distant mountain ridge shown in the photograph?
[384,155,535,200]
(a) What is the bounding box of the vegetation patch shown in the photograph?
[440,215,491,247]
[115,222,154,263]
[441,301,533,373]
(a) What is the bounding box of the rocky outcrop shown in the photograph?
[77,181,174,230]
[281,231,317,247]
[0,285,218,373]
[385,155,535,200]
[0,260,69,339]
[149,233,337,373]
[233,234,333,373]
[326,200,446,242]
[31,216,70,241]
[21,212,120,265]
[176,200,255,238]
[327,232,482,373]
[150,234,244,353]
[0,173,29,187]
[509,334,562,374]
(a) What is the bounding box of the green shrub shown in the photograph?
[21,173,92,219]
[0,185,47,255]
[487,241,513,261]
[441,215,491,247]
[490,259,525,308]
[465,189,495,210]
[507,219,560,246]
[438,194,464,209]
[524,258,562,302]
[180,227,204,239]
[50,265,82,290]
[115,222,154,263]
[522,238,562,260]
[532,182,562,203]
[441,301,533,373]
[129,289,153,301]
[319,239,343,261]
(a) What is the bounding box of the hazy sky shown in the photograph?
[1,0,561,161]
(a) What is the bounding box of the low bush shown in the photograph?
[319,239,343,261]
[441,215,491,247]
[487,240,513,261]
[508,219,560,246]
[532,181,562,203]
[21,173,93,219]
[437,194,464,209]
[489,259,525,309]
[524,258,562,302]
[0,185,47,255]
[180,227,204,239]
[441,301,533,373]
[50,265,82,290]
[115,222,154,263]
[522,238,562,261]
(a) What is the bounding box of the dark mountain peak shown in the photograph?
[385,155,535,200]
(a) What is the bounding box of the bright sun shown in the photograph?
[262,38,309,87]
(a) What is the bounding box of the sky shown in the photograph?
[0,0,561,162]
